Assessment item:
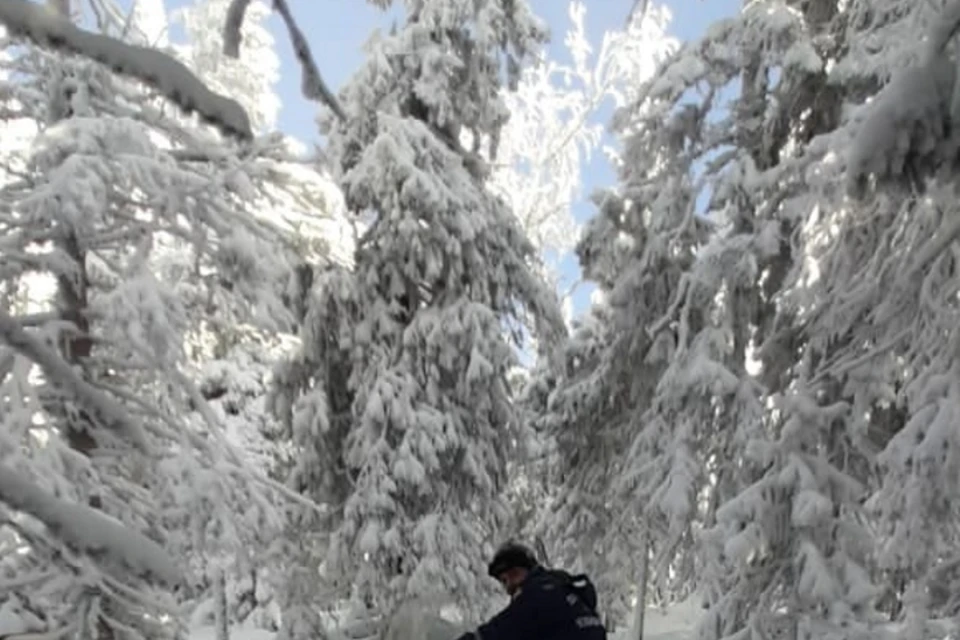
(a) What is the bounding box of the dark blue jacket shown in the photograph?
[459,567,607,640]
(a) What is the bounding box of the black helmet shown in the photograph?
[488,542,538,578]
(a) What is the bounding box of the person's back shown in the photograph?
[455,542,607,640]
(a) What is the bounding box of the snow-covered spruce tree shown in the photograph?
[687,0,960,637]
[136,1,354,630]
[0,6,310,638]
[613,1,960,639]
[518,4,686,627]
[536,0,906,636]
[600,2,880,639]
[270,0,566,629]
[172,158,351,635]
[492,0,676,557]
[783,0,960,634]
[531,73,705,629]
[190,166,355,640]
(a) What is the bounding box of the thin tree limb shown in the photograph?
[223,0,345,121]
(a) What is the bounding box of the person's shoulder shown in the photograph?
[523,567,569,597]
[531,567,572,588]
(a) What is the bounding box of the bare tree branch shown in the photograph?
[223,0,345,121]
[222,0,253,58]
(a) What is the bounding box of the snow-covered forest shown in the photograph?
[2,0,960,639]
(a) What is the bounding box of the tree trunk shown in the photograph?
[48,4,112,637]
[635,532,651,640]
[214,570,230,640]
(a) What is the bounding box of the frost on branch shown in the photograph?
[847,0,960,194]
[0,462,181,587]
[0,0,253,140]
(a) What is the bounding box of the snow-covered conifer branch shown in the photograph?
[847,0,960,192]
[223,0,345,120]
[0,462,181,586]
[0,308,151,454]
[0,0,253,140]
[162,360,331,518]
[927,0,960,62]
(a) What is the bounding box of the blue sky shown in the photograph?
[161,0,739,315]
[255,1,737,137]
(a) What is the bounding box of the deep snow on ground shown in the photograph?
[191,625,277,640]
[626,597,702,640]
[189,597,702,640]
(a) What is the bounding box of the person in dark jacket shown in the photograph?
[455,542,607,640]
